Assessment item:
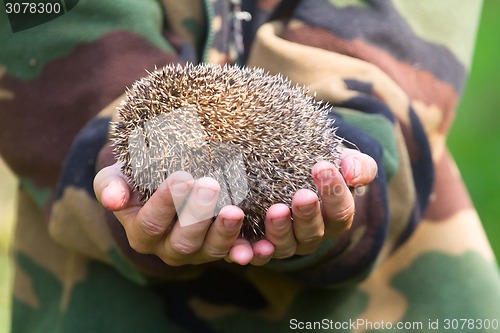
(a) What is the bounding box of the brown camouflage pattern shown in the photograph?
[1,0,498,332]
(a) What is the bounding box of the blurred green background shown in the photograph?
[448,0,500,259]
[0,1,499,332]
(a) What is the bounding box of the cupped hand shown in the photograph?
[239,147,378,266]
[94,148,377,267]
[94,164,249,266]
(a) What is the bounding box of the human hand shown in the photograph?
[94,164,248,266]
[94,148,376,266]
[231,148,378,266]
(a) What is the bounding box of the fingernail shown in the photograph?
[223,218,240,229]
[297,202,317,216]
[318,168,334,181]
[197,187,217,204]
[271,217,288,228]
[170,181,191,196]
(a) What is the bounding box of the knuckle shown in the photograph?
[200,249,227,262]
[297,229,324,245]
[169,238,199,256]
[139,219,166,237]
[329,202,355,225]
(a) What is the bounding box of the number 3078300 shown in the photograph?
[5,2,62,14]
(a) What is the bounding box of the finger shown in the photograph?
[199,205,244,261]
[176,176,220,227]
[127,172,194,254]
[312,161,354,237]
[227,238,254,265]
[264,203,296,259]
[340,148,378,187]
[165,171,196,213]
[250,239,275,266]
[94,162,131,211]
[291,189,324,255]
[161,177,220,264]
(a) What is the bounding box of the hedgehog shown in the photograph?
[111,63,342,241]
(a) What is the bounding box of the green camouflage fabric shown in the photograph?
[1,0,499,332]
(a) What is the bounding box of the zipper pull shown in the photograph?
[230,0,252,58]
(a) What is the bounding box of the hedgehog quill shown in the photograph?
[111,63,342,241]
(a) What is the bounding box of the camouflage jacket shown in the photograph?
[1,0,499,332]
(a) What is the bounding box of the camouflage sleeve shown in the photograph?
[246,0,485,286]
[0,0,206,284]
